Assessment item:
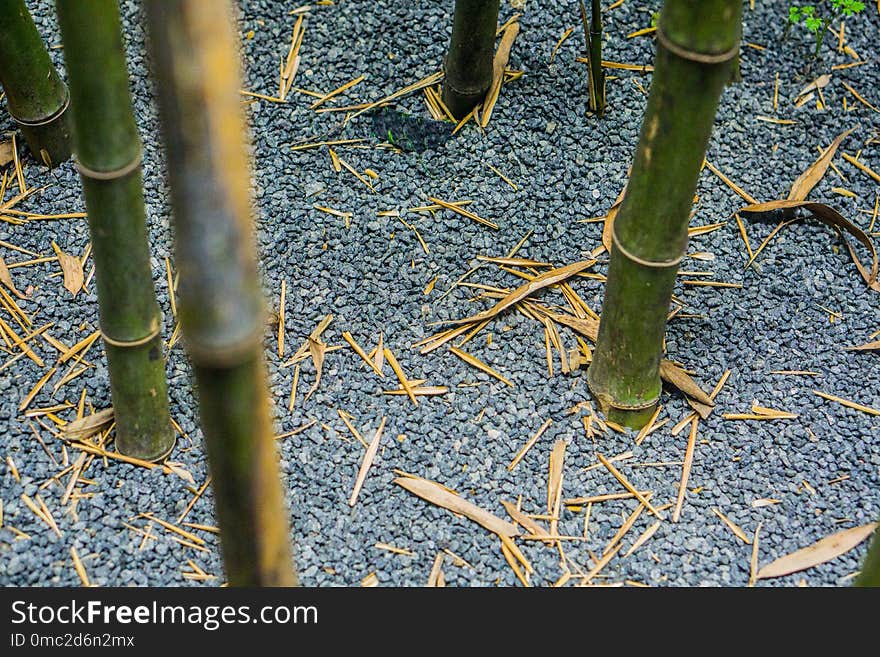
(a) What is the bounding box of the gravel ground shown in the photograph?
[1,0,879,587]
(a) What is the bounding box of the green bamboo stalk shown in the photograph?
[0,0,71,166]
[587,0,741,429]
[580,0,605,116]
[145,0,297,587]
[856,527,880,586]
[56,0,173,461]
[441,0,500,119]
[589,0,605,115]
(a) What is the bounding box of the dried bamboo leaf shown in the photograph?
[62,408,114,441]
[795,74,830,100]
[476,256,552,267]
[553,313,599,342]
[341,331,384,377]
[687,399,714,420]
[601,184,628,251]
[757,522,878,580]
[481,21,520,127]
[812,390,880,416]
[51,242,84,296]
[740,200,878,291]
[788,129,854,201]
[750,403,797,419]
[395,476,519,538]
[547,439,566,519]
[659,360,713,406]
[508,418,552,471]
[447,260,595,327]
[165,461,195,486]
[384,347,418,405]
[0,140,13,167]
[712,507,752,544]
[672,418,698,523]
[846,340,880,351]
[426,553,445,587]
[449,346,512,386]
[349,417,386,506]
[303,336,326,401]
[501,500,548,537]
[0,257,27,299]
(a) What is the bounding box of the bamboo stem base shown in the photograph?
[12,88,72,167]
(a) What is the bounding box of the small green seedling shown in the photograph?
[831,0,866,16]
[786,1,865,58]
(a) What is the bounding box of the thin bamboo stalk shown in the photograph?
[56,0,173,460]
[589,0,605,116]
[587,0,741,428]
[441,0,500,119]
[145,0,297,587]
[0,0,71,165]
[580,0,605,116]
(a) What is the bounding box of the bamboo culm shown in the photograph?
[441,0,500,119]
[856,526,880,587]
[587,0,741,428]
[0,0,71,165]
[580,0,605,116]
[56,0,174,460]
[145,0,297,586]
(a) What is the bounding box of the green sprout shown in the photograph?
[831,0,866,16]
[786,1,865,58]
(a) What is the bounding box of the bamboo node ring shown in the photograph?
[612,227,683,269]
[11,88,70,127]
[606,395,661,411]
[101,316,161,348]
[587,379,661,412]
[655,26,739,65]
[610,397,660,411]
[76,146,143,181]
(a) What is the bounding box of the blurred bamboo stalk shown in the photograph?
[0,0,71,165]
[56,0,174,460]
[856,527,880,586]
[145,0,297,586]
[441,0,500,119]
[587,0,741,428]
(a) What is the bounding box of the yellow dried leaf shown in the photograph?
[481,21,520,127]
[659,360,713,406]
[0,257,27,299]
[601,184,628,251]
[788,129,853,201]
[448,261,596,327]
[349,417,386,506]
[500,500,548,537]
[757,522,878,579]
[51,242,84,296]
[0,140,13,166]
[303,336,326,401]
[62,408,114,441]
[740,200,878,291]
[845,339,880,352]
[165,462,195,486]
[395,476,519,537]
